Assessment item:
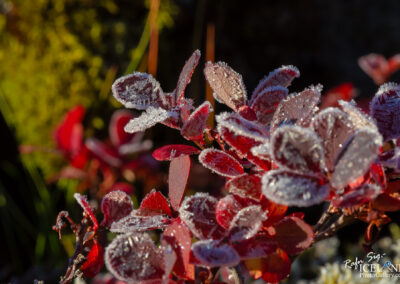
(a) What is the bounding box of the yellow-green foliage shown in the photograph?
[0,0,177,174]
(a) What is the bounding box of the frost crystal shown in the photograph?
[124,107,171,133]
[112,72,167,110]
[339,100,378,132]
[204,61,247,111]
[226,174,262,200]
[191,240,240,267]
[110,211,170,233]
[331,128,382,189]
[228,205,267,242]
[181,101,213,140]
[358,53,388,85]
[198,148,244,177]
[250,86,288,124]
[271,125,325,173]
[175,50,201,104]
[101,191,134,227]
[105,233,164,282]
[262,170,330,207]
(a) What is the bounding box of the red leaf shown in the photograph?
[250,65,299,105]
[273,216,314,255]
[271,125,325,174]
[181,101,212,140]
[74,193,98,231]
[169,155,191,211]
[191,240,240,267]
[139,190,172,217]
[260,195,288,227]
[358,53,389,85]
[112,72,167,110]
[101,191,134,227]
[162,222,194,280]
[238,105,257,121]
[388,54,400,75]
[370,83,400,140]
[81,242,104,278]
[234,234,278,259]
[332,184,382,208]
[228,205,267,242]
[204,62,247,111]
[105,233,165,282]
[245,249,291,283]
[250,86,288,124]
[109,110,135,147]
[175,50,201,104]
[321,83,357,108]
[152,144,200,161]
[372,194,400,212]
[179,193,225,240]
[199,149,244,178]
[262,170,330,207]
[85,138,122,168]
[216,195,245,229]
[226,174,262,201]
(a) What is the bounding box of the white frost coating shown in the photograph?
[262,170,330,207]
[331,128,383,189]
[105,232,165,282]
[181,101,213,139]
[311,108,355,171]
[85,138,122,167]
[124,107,171,133]
[175,49,201,104]
[110,211,170,233]
[250,65,300,106]
[270,125,325,174]
[178,192,222,240]
[192,240,240,267]
[112,72,166,110]
[198,148,244,178]
[216,112,269,143]
[204,61,247,111]
[228,205,267,242]
[339,100,378,132]
[251,143,270,159]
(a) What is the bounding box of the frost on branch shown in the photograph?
[152,144,200,161]
[101,191,134,227]
[250,86,288,125]
[271,85,321,131]
[112,72,167,110]
[169,155,191,211]
[204,61,247,111]
[370,83,400,140]
[179,193,225,240]
[250,65,299,105]
[311,108,354,171]
[110,211,170,233]
[191,240,240,267]
[199,148,244,177]
[330,128,382,189]
[271,125,325,173]
[262,170,330,207]
[227,205,267,242]
[226,174,262,201]
[105,233,164,282]
[175,50,201,104]
[181,101,213,140]
[339,100,378,132]
[124,106,171,133]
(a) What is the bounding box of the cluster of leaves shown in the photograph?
[56,50,400,283]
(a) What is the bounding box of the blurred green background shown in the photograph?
[1,0,400,282]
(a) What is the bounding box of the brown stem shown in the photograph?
[313,214,355,243]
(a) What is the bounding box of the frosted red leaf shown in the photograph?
[198,148,244,178]
[228,205,267,242]
[237,105,257,121]
[372,194,400,212]
[161,110,181,130]
[250,143,271,160]
[124,107,172,133]
[216,195,245,229]
[85,138,122,168]
[175,50,201,104]
[311,108,355,171]
[259,195,288,227]
[273,216,314,255]
[358,53,388,85]
[204,61,247,111]
[179,193,225,240]
[160,242,177,284]
[178,98,194,122]
[246,153,271,171]
[271,85,321,131]
[250,65,300,105]
[191,240,240,267]
[105,233,165,282]
[81,241,104,278]
[152,144,200,161]
[370,83,400,140]
[109,110,135,147]
[245,249,291,283]
[271,125,325,173]
[112,72,167,110]
[110,211,170,233]
[101,191,134,227]
[234,235,278,259]
[226,174,262,201]
[74,193,98,231]
[169,155,191,211]
[181,101,212,140]
[339,100,378,131]
[331,128,382,189]
[262,170,330,207]
[162,222,194,280]
[250,86,288,124]
[139,190,172,217]
[332,184,382,208]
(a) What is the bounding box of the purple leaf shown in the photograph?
[175,50,201,104]
[169,155,191,211]
[191,240,240,267]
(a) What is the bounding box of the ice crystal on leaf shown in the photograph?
[124,106,172,133]
[101,191,134,227]
[191,240,240,267]
[226,174,263,201]
[181,101,213,140]
[110,212,170,233]
[175,50,201,104]
[332,183,382,208]
[339,100,378,131]
[250,86,288,124]
[199,148,244,177]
